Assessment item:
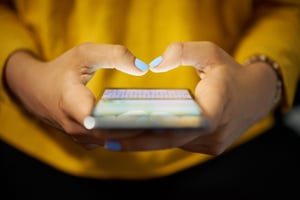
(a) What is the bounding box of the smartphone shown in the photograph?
[83,88,209,130]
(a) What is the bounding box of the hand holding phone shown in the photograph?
[84,88,209,130]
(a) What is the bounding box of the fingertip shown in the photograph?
[105,140,122,151]
[83,116,95,130]
[149,55,179,73]
[149,56,163,68]
[62,85,96,125]
[134,58,148,72]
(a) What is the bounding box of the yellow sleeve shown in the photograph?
[234,1,300,111]
[0,3,38,98]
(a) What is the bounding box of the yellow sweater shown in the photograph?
[0,0,299,179]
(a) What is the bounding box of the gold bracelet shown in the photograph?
[244,54,283,108]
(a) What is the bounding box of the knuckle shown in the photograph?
[165,42,184,64]
[60,122,82,137]
[75,42,94,52]
[167,42,184,54]
[112,45,131,59]
[58,90,72,112]
[201,41,224,61]
[62,122,89,137]
[198,41,220,53]
[62,123,80,136]
[72,42,95,58]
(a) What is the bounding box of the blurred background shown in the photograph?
[283,81,300,136]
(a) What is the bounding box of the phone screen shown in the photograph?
[83,88,207,130]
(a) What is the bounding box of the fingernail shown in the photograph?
[149,56,163,68]
[105,141,121,151]
[134,58,148,71]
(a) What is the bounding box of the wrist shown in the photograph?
[244,55,283,109]
[4,50,43,102]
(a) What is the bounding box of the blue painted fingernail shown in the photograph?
[135,58,148,71]
[105,141,121,151]
[149,56,163,68]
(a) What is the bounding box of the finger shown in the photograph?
[150,41,229,73]
[72,43,148,76]
[180,123,238,155]
[71,134,105,146]
[150,42,231,134]
[180,128,227,155]
[104,131,200,152]
[83,144,101,150]
[193,70,229,132]
[94,129,143,140]
[60,83,95,125]
[73,130,142,151]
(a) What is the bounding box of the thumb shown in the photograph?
[61,83,95,125]
[149,41,231,131]
[149,41,229,73]
[70,43,149,76]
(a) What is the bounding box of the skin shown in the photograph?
[4,41,279,155]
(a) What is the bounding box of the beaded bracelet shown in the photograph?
[244,54,283,108]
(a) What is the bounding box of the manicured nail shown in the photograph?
[149,56,163,68]
[135,58,148,71]
[105,141,121,151]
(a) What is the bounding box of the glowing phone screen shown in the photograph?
[84,89,206,130]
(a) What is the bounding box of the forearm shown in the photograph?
[4,50,44,113]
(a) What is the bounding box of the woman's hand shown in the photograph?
[103,42,278,155]
[4,43,148,149]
